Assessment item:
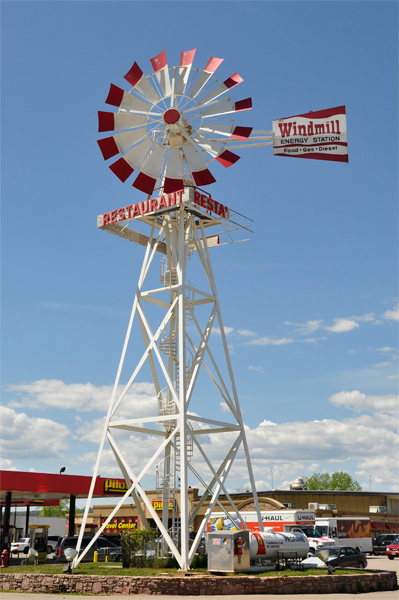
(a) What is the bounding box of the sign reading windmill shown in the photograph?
[74,49,348,571]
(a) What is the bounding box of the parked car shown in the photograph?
[372,534,398,555]
[316,546,368,569]
[54,536,122,563]
[46,535,61,554]
[10,538,30,554]
[386,538,399,560]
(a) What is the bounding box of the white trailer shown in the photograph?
[315,517,372,554]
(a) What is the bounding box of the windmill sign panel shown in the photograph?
[273,105,348,162]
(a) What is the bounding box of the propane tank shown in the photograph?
[249,529,309,560]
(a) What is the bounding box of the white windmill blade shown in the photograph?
[201,101,236,118]
[176,48,196,95]
[199,123,235,138]
[196,73,243,107]
[182,143,208,171]
[123,137,156,169]
[140,144,167,177]
[193,133,223,158]
[199,124,253,141]
[124,61,160,105]
[188,56,224,99]
[151,49,172,98]
[98,111,147,133]
[114,112,147,130]
[202,97,253,119]
[166,148,185,178]
[105,84,152,114]
[114,128,149,154]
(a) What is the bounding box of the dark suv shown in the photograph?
[372,534,398,555]
[54,536,121,563]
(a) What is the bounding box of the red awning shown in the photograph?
[371,522,399,531]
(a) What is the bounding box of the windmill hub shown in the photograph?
[163,108,180,124]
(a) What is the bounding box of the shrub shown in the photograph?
[120,529,159,568]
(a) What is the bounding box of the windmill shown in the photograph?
[74,49,348,571]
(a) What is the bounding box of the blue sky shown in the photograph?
[1,1,398,499]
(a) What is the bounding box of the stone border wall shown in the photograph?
[0,571,397,595]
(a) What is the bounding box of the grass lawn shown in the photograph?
[4,562,367,577]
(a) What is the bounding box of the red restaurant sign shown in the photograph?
[273,106,348,162]
[98,188,230,229]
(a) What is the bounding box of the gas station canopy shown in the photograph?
[0,470,128,504]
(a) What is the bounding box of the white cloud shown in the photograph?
[376,347,396,353]
[328,390,398,416]
[212,326,234,336]
[355,313,375,322]
[248,366,265,373]
[6,379,157,414]
[382,303,399,321]
[292,320,324,336]
[237,330,257,337]
[247,337,294,346]
[326,318,359,333]
[0,406,71,460]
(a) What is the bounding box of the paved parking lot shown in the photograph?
[366,553,399,575]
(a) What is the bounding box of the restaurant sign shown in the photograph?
[273,106,348,162]
[97,187,231,229]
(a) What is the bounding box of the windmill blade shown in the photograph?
[199,124,253,140]
[188,57,224,99]
[105,83,152,114]
[151,49,172,98]
[164,177,184,194]
[215,149,241,167]
[109,157,135,182]
[181,143,207,171]
[193,134,240,167]
[202,98,252,118]
[98,111,147,133]
[176,48,196,95]
[193,133,223,158]
[165,148,185,178]
[140,145,167,178]
[231,126,253,139]
[124,62,160,105]
[123,137,156,170]
[197,73,243,107]
[114,128,149,154]
[201,101,236,118]
[192,169,216,186]
[199,123,235,138]
[133,172,157,195]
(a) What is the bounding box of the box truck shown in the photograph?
[315,517,372,553]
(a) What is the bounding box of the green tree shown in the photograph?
[303,471,362,491]
[40,499,82,517]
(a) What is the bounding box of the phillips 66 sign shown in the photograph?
[273,105,348,162]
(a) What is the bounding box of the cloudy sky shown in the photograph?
[1,1,398,501]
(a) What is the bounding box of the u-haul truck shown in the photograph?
[208,510,335,555]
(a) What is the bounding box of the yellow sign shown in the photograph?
[153,500,174,511]
[104,479,129,494]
